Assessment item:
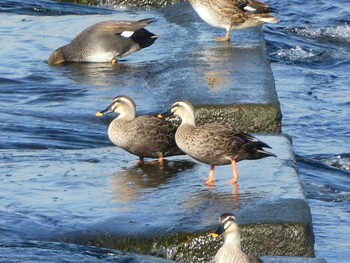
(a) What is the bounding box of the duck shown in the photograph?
[169,100,275,185]
[96,96,183,165]
[211,213,262,263]
[48,19,158,65]
[188,0,279,41]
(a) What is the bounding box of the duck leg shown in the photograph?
[215,30,231,42]
[111,53,121,64]
[205,164,216,186]
[230,160,239,184]
[138,157,144,165]
[158,154,165,167]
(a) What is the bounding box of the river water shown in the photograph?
[0,0,349,262]
[264,1,350,262]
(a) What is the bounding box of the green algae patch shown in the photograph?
[196,103,282,133]
[63,221,314,262]
[55,0,183,8]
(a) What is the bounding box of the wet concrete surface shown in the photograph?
[1,135,314,262]
[42,2,281,133]
[159,3,281,133]
[0,1,317,262]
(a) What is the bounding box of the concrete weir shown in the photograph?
[59,136,316,262]
[157,2,282,133]
[72,2,324,262]
[4,1,325,262]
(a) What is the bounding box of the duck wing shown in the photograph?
[133,116,183,156]
[194,124,275,161]
[85,18,155,35]
[186,124,246,160]
[236,0,275,14]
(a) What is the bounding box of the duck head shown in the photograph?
[96,95,136,120]
[169,100,196,126]
[211,213,239,238]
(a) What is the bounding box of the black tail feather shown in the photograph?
[236,141,276,161]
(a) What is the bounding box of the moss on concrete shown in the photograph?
[64,221,313,262]
[241,223,315,258]
[55,0,183,8]
[61,197,314,262]
[195,103,282,133]
[162,103,281,134]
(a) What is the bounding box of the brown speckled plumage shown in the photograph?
[189,0,279,41]
[96,96,182,164]
[170,101,275,185]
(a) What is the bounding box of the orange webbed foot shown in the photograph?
[204,179,215,187]
[214,36,230,42]
[230,178,238,185]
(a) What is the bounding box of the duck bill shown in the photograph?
[210,224,225,238]
[157,109,172,119]
[96,105,114,117]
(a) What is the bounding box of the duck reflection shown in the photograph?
[205,181,240,209]
[53,61,150,86]
[181,180,262,225]
[196,45,234,92]
[110,160,195,204]
[196,44,257,92]
[232,183,239,209]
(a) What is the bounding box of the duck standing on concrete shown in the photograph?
[48,19,158,65]
[169,101,275,185]
[188,0,279,41]
[96,96,182,165]
[211,213,262,263]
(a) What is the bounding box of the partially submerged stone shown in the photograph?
[158,2,282,133]
[50,136,315,262]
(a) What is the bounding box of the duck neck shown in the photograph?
[116,105,136,121]
[117,112,135,121]
[180,111,196,127]
[224,231,241,250]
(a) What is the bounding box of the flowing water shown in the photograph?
[1,0,350,262]
[264,1,350,261]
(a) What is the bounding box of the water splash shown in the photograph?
[316,155,350,171]
[287,23,350,43]
[272,45,321,62]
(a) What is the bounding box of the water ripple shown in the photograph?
[287,24,350,44]
[0,0,116,16]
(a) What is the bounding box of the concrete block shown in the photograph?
[157,2,282,133]
[54,136,312,262]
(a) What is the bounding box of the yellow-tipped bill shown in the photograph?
[210,232,219,238]
[95,111,104,117]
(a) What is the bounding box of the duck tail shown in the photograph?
[257,16,280,24]
[254,140,276,158]
[256,148,276,158]
[238,141,276,161]
[137,18,157,25]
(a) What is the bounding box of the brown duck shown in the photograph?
[96,96,182,165]
[170,101,275,185]
[189,0,279,41]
